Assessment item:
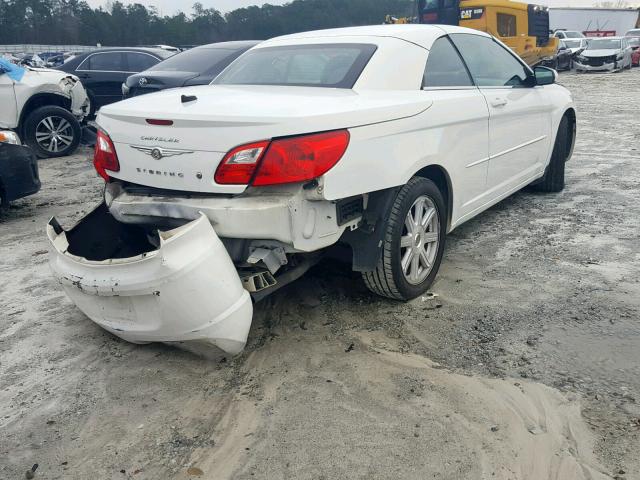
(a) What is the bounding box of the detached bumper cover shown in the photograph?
[47,206,253,354]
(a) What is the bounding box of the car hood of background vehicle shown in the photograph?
[583,49,620,58]
[24,67,78,83]
[125,70,200,89]
[98,84,433,152]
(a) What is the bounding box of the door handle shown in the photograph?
[491,98,508,108]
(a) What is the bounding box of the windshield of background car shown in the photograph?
[564,32,584,39]
[564,40,582,48]
[626,29,640,37]
[147,48,240,73]
[586,39,621,50]
[213,44,378,88]
[629,38,640,47]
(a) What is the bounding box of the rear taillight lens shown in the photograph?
[214,141,269,185]
[93,129,120,181]
[214,130,350,186]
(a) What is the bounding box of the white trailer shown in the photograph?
[550,8,640,36]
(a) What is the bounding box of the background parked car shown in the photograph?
[58,47,174,115]
[630,38,640,67]
[122,41,260,99]
[143,44,181,53]
[562,38,588,56]
[626,30,640,67]
[554,30,586,40]
[541,40,573,71]
[0,58,88,158]
[625,28,640,38]
[575,37,633,72]
[0,131,40,211]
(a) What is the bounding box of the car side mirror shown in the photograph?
[534,66,556,86]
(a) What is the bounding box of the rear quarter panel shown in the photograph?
[322,89,491,227]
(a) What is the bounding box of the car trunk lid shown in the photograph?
[96,84,432,194]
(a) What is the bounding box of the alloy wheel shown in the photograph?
[35,116,74,154]
[400,195,440,285]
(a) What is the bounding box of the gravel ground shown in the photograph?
[1,68,639,480]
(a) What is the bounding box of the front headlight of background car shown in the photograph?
[616,53,624,60]
[0,131,21,145]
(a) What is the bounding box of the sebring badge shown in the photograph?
[131,145,193,160]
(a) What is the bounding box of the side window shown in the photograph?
[423,37,473,88]
[80,52,124,72]
[497,13,517,37]
[126,53,158,72]
[450,34,532,87]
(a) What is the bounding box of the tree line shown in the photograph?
[0,0,415,46]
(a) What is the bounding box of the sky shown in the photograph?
[85,0,614,15]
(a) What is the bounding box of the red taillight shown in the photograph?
[214,130,350,186]
[214,141,269,185]
[93,129,120,181]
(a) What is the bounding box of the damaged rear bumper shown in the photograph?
[47,203,253,354]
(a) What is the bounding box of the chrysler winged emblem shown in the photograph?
[139,77,148,87]
[131,145,193,160]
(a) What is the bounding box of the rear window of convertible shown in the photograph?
[213,43,377,88]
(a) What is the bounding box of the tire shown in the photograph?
[363,177,447,300]
[85,90,97,118]
[0,184,8,214]
[534,116,569,193]
[23,106,81,158]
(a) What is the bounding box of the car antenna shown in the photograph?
[181,94,197,103]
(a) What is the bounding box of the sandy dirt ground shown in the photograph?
[1,69,639,480]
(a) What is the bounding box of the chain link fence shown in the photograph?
[0,44,100,55]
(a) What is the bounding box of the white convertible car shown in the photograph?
[48,25,576,354]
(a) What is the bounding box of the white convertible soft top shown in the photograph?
[258,24,491,50]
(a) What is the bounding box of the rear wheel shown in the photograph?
[363,177,447,300]
[533,116,569,193]
[23,106,81,158]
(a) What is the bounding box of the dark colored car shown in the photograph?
[122,41,260,99]
[58,48,174,114]
[0,136,40,211]
[542,40,573,71]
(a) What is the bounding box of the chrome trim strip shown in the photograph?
[465,135,546,168]
[491,135,547,160]
[465,157,490,168]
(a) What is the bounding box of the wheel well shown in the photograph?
[414,165,453,231]
[562,108,577,161]
[18,93,71,134]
